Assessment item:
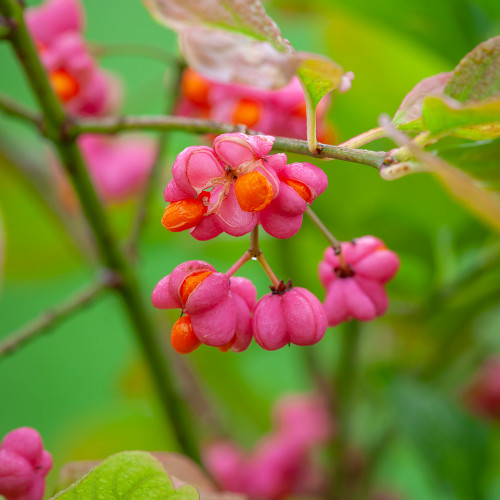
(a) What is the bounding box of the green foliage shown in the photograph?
[296,55,344,149]
[444,36,500,103]
[51,451,198,500]
[0,210,4,292]
[390,378,489,500]
[384,35,500,233]
[422,95,500,137]
[436,138,500,191]
[2,2,500,500]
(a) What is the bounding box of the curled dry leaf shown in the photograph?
[143,0,289,51]
[179,27,297,88]
[143,0,348,150]
[144,0,294,89]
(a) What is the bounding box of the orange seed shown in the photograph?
[232,98,261,128]
[161,196,208,232]
[292,102,307,118]
[171,315,201,354]
[181,68,211,106]
[235,171,274,212]
[217,336,237,353]
[49,69,79,102]
[283,178,312,203]
[180,270,213,306]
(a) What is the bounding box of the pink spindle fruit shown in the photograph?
[319,236,400,326]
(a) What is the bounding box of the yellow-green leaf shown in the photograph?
[50,451,199,500]
[422,95,500,137]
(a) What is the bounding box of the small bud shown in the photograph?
[217,336,237,353]
[235,171,274,212]
[161,195,208,232]
[171,315,201,354]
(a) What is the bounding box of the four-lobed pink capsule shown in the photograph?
[318,236,400,326]
[0,428,52,500]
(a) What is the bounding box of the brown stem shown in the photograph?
[0,276,112,358]
[68,116,386,169]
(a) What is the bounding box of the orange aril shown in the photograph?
[283,178,312,203]
[217,336,236,353]
[232,98,261,128]
[161,196,208,232]
[171,315,201,354]
[181,68,211,106]
[292,102,307,118]
[235,171,274,212]
[179,270,213,306]
[49,69,79,102]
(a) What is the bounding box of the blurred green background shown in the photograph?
[1,1,500,499]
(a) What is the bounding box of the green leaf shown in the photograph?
[390,378,489,499]
[444,36,500,103]
[380,126,500,233]
[297,56,343,110]
[422,95,500,137]
[393,72,451,127]
[51,451,199,500]
[296,55,344,151]
[436,138,500,192]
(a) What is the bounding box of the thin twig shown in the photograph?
[0,275,112,358]
[68,116,386,169]
[339,127,386,149]
[0,92,40,126]
[225,251,252,277]
[306,206,341,251]
[257,252,281,288]
[249,226,281,287]
[0,103,387,170]
[169,351,229,439]
[305,207,349,270]
[89,42,180,66]
[331,320,362,499]
[250,225,260,256]
[356,426,397,500]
